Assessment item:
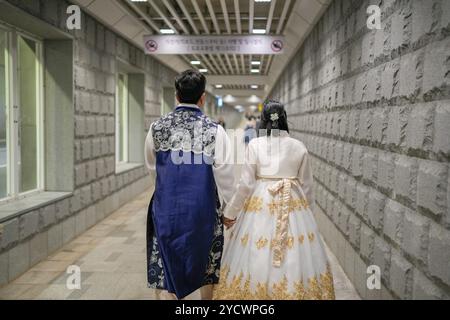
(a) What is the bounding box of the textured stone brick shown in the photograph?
[442,0,450,29]
[348,213,361,249]
[47,223,62,254]
[355,182,369,218]
[423,37,450,93]
[62,216,76,244]
[0,219,19,250]
[75,116,86,138]
[269,0,450,300]
[345,177,357,209]
[413,269,444,300]
[411,0,433,42]
[360,223,374,260]
[433,102,450,156]
[390,250,413,299]
[386,106,408,146]
[338,205,350,236]
[377,152,395,193]
[39,204,56,229]
[29,232,48,266]
[390,8,408,51]
[367,190,386,231]
[55,199,70,221]
[399,49,424,97]
[417,160,447,217]
[362,149,378,183]
[383,200,404,245]
[371,107,387,144]
[402,209,430,263]
[428,223,450,286]
[75,164,86,187]
[8,241,30,282]
[373,236,391,283]
[394,155,418,203]
[381,60,400,99]
[0,251,7,286]
[405,103,434,152]
[19,212,39,240]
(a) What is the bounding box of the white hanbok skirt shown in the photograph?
[214,178,335,300]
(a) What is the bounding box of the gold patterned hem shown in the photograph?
[213,265,335,300]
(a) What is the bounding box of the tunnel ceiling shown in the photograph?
[72,0,331,105]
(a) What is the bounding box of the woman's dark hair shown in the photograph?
[259,99,289,136]
[175,69,206,104]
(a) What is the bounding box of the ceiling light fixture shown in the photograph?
[215,84,223,89]
[252,29,266,34]
[251,69,260,73]
[251,61,261,65]
[199,69,208,73]
[251,85,259,89]
[190,60,201,65]
[160,29,175,34]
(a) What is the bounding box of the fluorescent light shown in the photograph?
[251,85,259,89]
[199,69,208,73]
[251,61,261,65]
[251,69,260,73]
[252,29,266,34]
[190,60,201,65]
[255,0,271,2]
[131,0,147,2]
[160,29,175,34]
[215,84,223,89]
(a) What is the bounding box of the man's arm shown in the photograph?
[144,123,157,185]
[213,125,235,206]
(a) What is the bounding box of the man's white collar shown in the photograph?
[177,103,200,109]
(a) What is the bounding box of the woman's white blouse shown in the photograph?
[224,134,315,219]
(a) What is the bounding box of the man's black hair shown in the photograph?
[175,69,206,104]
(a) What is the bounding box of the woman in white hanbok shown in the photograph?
[214,100,335,300]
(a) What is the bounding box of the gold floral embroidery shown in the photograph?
[241,234,249,246]
[256,237,269,249]
[254,282,270,299]
[308,232,315,242]
[213,264,335,300]
[272,276,291,300]
[299,235,305,244]
[293,280,307,299]
[286,236,294,249]
[267,198,309,215]
[244,197,263,213]
[270,237,294,250]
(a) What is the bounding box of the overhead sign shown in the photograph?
[143,35,285,55]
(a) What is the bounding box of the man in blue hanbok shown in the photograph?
[145,70,235,300]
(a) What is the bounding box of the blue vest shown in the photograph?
[149,105,218,299]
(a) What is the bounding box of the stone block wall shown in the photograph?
[0,0,190,285]
[269,0,450,299]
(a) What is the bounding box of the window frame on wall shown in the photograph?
[115,59,145,173]
[115,71,129,165]
[0,23,44,204]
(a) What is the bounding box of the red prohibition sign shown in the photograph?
[271,40,283,52]
[146,40,158,52]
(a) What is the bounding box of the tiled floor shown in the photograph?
[0,190,360,300]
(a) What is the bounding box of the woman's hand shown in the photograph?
[223,216,236,229]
